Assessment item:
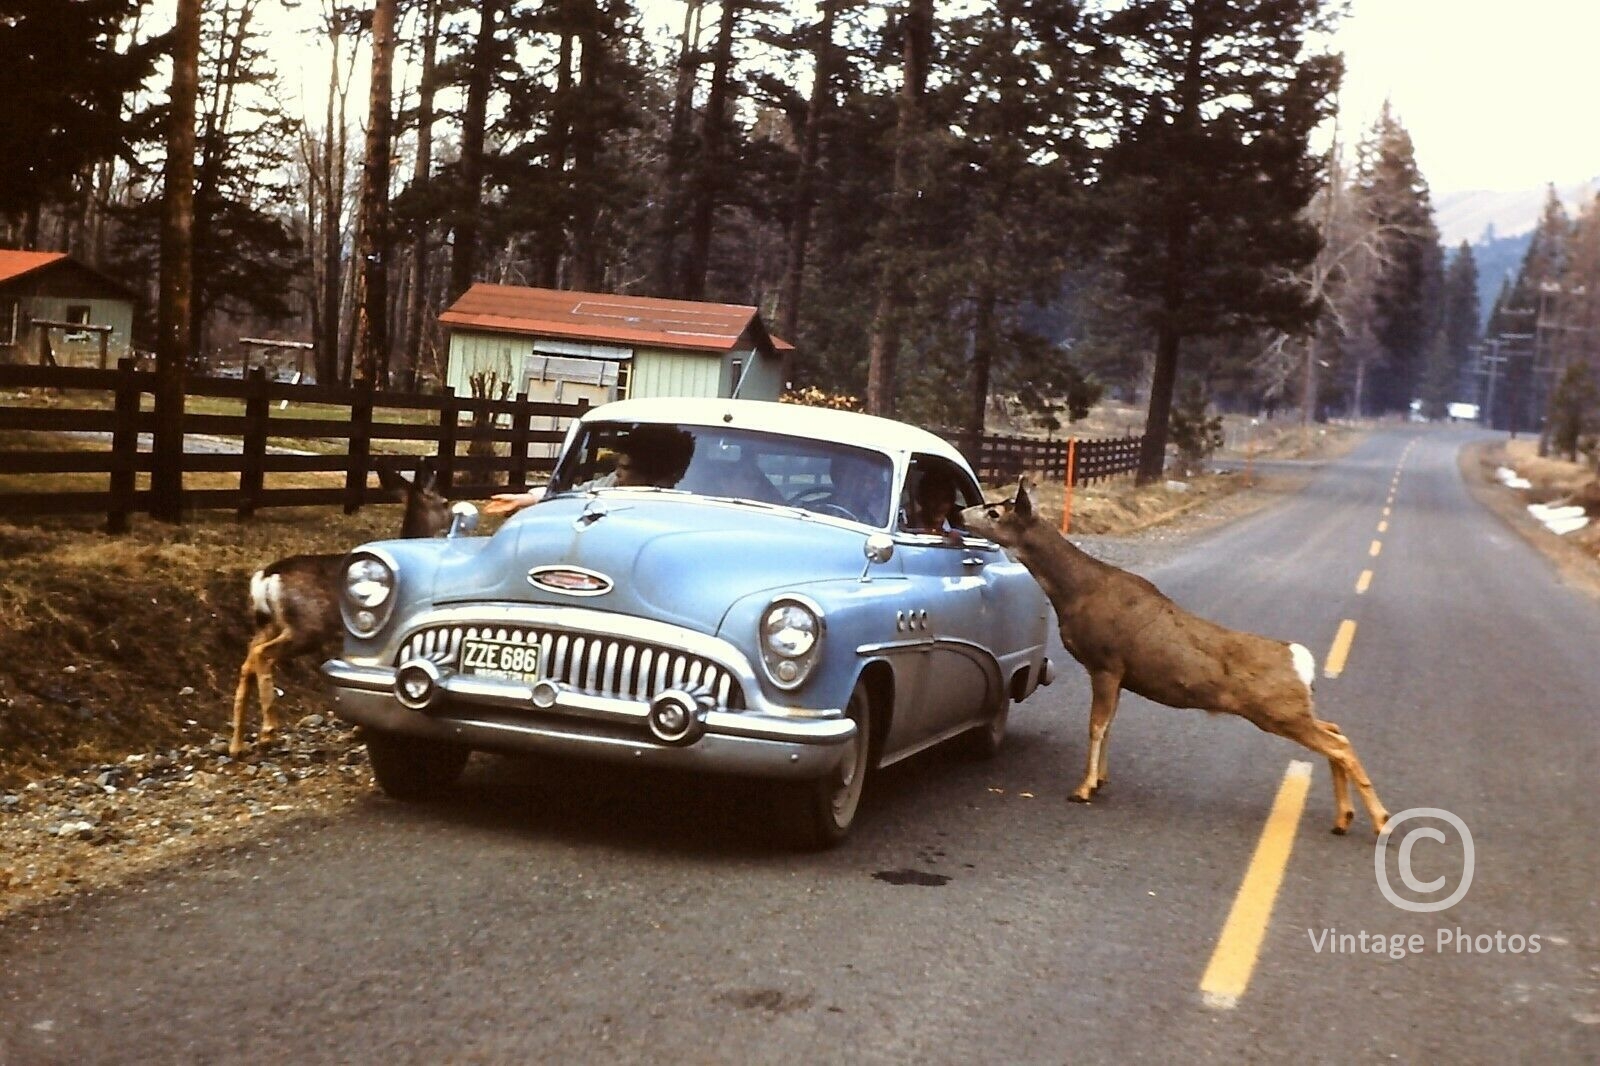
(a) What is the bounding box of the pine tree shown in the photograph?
[1351,102,1444,416]
[0,0,157,244]
[1098,0,1341,482]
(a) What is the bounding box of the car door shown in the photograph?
[887,456,1002,743]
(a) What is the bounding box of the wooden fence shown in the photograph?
[0,361,1146,531]
[0,360,589,531]
[941,429,1144,486]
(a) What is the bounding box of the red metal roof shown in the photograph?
[0,250,68,285]
[438,283,794,353]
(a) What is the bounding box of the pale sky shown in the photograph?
[1332,0,1600,194]
[253,0,1597,198]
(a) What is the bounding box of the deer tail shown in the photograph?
[1289,642,1316,693]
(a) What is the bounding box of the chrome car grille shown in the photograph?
[396,624,746,710]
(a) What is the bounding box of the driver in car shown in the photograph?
[824,451,890,526]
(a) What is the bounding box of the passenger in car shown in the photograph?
[906,465,965,545]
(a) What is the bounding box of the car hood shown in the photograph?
[429,493,881,635]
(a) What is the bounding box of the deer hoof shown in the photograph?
[1067,792,1093,804]
[1330,824,1348,836]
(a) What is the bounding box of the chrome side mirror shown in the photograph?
[447,501,480,538]
[860,532,894,581]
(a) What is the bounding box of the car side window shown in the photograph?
[900,456,983,543]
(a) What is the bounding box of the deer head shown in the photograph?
[376,457,450,538]
[960,477,1038,548]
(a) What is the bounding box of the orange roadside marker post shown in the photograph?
[1060,438,1077,534]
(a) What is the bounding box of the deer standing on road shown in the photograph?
[229,460,452,756]
[961,481,1389,835]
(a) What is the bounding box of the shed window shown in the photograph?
[64,305,91,341]
[0,301,17,345]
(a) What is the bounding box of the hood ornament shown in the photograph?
[528,565,614,597]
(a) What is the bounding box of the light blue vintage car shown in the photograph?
[323,398,1054,846]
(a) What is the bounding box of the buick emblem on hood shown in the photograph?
[528,565,614,596]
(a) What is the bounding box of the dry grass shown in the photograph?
[1474,439,1600,562]
[0,504,427,788]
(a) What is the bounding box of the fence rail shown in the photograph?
[0,360,590,531]
[939,429,1144,486]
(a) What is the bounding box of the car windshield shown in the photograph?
[547,421,895,527]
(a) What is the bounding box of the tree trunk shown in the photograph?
[448,0,499,305]
[651,1,703,297]
[681,0,739,301]
[538,21,574,289]
[354,0,398,384]
[865,0,933,417]
[316,16,349,385]
[400,0,441,390]
[152,0,202,523]
[568,1,602,291]
[191,0,255,368]
[967,281,998,438]
[775,0,838,344]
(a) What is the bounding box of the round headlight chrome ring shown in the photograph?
[341,550,398,639]
[758,594,825,691]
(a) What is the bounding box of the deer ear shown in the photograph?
[413,457,438,492]
[375,460,406,493]
[1015,478,1034,518]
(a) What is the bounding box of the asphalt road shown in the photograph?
[2,428,1597,1064]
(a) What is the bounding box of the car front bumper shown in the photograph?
[322,659,855,781]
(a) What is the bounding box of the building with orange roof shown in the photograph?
[0,250,137,367]
[437,283,793,407]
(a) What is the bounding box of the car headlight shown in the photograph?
[342,553,396,638]
[759,596,823,690]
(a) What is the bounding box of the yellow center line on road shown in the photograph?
[1356,570,1373,594]
[1199,760,1314,1010]
[1324,619,1357,678]
[1382,506,1391,518]
[1369,540,1382,557]
[1377,520,1388,533]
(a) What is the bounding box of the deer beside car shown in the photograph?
[961,480,1389,835]
[229,459,454,756]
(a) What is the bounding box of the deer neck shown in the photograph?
[1014,521,1104,613]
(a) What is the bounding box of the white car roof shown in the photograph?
[579,397,972,470]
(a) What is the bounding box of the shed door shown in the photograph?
[522,374,612,460]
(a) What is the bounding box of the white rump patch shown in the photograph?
[1289,643,1315,691]
[249,571,279,617]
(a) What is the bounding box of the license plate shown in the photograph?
[459,638,541,684]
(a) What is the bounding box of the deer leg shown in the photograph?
[1283,716,1388,834]
[1317,721,1355,834]
[234,629,293,755]
[230,637,265,757]
[1070,671,1122,803]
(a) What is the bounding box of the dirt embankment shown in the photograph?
[1461,438,1600,598]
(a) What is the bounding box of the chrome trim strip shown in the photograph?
[326,688,850,781]
[322,658,850,743]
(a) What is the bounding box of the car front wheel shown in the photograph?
[364,729,469,800]
[780,680,873,850]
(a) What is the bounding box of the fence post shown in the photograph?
[238,366,269,518]
[106,357,139,534]
[436,385,458,492]
[1060,438,1077,535]
[508,390,530,491]
[344,381,374,514]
